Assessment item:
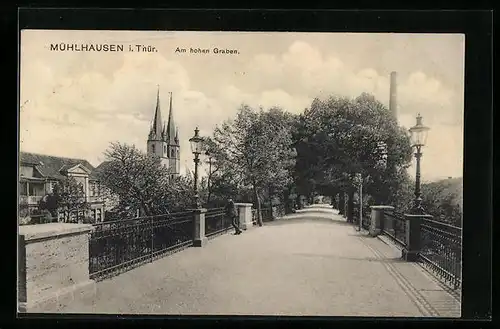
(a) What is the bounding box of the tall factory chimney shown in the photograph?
[389,71,398,120]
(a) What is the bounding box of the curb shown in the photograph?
[375,234,462,306]
[359,237,439,317]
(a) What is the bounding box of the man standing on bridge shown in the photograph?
[226,198,242,235]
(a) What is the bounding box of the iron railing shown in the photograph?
[251,207,273,223]
[205,207,232,238]
[382,211,407,248]
[261,207,273,222]
[89,211,194,280]
[420,218,462,290]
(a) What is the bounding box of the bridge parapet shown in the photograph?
[369,206,394,237]
[18,223,96,313]
[234,203,253,230]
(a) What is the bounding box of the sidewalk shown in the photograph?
[56,206,460,317]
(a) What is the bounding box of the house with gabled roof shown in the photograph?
[19,152,105,222]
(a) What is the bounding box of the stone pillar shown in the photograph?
[192,208,208,247]
[384,212,395,236]
[234,203,253,230]
[84,176,90,203]
[369,205,394,237]
[18,223,96,313]
[402,214,432,261]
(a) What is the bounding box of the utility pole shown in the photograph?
[359,177,363,231]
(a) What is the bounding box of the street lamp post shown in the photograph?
[205,150,213,204]
[189,127,204,209]
[354,141,387,231]
[356,173,363,231]
[409,113,430,213]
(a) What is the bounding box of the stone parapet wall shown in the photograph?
[18,223,96,313]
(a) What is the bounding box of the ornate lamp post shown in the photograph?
[189,127,204,209]
[409,113,430,213]
[205,150,213,205]
[353,141,387,230]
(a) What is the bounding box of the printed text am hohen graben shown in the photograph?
[175,47,240,55]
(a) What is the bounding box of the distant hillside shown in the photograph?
[421,177,463,226]
[423,177,463,209]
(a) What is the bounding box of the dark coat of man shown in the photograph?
[225,199,237,218]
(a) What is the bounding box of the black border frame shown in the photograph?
[7,8,493,326]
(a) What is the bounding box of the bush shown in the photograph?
[81,216,96,224]
[40,210,53,224]
[19,216,31,225]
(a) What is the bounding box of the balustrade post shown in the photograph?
[192,208,208,247]
[235,203,253,230]
[369,206,394,237]
[402,214,432,261]
[384,212,395,236]
[18,223,96,312]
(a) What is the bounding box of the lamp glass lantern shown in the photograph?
[409,113,430,147]
[189,127,204,155]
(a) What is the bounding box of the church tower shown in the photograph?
[166,92,181,176]
[147,87,169,167]
[146,87,180,176]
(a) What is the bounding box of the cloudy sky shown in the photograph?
[20,30,464,182]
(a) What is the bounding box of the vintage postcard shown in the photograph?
[18,30,464,316]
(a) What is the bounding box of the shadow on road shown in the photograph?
[347,232,376,238]
[263,216,352,227]
[295,208,339,215]
[292,252,405,264]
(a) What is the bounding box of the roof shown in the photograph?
[91,160,115,180]
[19,152,97,180]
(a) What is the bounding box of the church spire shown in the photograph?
[151,85,163,139]
[166,92,176,144]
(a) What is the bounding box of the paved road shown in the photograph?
[59,205,460,317]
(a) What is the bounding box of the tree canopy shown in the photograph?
[97,142,195,217]
[292,93,413,205]
[207,105,297,225]
[39,177,90,222]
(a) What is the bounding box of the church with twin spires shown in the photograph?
[147,88,180,177]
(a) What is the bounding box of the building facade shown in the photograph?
[19,152,105,222]
[147,89,180,177]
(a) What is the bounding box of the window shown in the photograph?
[164,145,167,153]
[78,182,84,193]
[151,144,155,153]
[171,149,175,158]
[19,182,27,195]
[89,183,95,196]
[96,209,102,222]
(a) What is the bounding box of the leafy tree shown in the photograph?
[292,93,413,220]
[259,108,298,215]
[209,105,297,226]
[39,177,90,223]
[201,137,237,207]
[97,142,195,217]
